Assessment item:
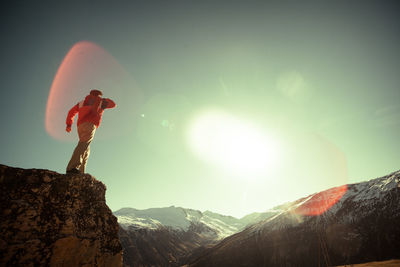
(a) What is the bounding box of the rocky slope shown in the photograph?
[189,171,400,266]
[119,222,218,267]
[0,164,122,267]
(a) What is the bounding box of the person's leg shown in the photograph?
[76,122,96,173]
[79,145,91,173]
[66,142,89,172]
[66,122,96,173]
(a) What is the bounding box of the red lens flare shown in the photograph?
[284,133,349,216]
[46,41,142,141]
[294,184,348,216]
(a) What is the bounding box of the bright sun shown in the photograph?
[187,109,281,176]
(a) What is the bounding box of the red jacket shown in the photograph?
[66,94,116,128]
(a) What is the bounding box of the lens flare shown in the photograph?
[294,184,348,216]
[278,132,349,216]
[46,41,142,141]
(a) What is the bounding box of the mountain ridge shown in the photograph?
[114,205,280,238]
[189,170,400,266]
[116,171,400,266]
[115,205,280,266]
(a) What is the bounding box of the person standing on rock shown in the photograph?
[65,89,116,174]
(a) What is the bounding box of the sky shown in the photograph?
[1,0,399,218]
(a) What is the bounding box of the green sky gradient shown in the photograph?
[1,1,399,217]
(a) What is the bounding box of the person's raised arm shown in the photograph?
[65,103,79,132]
[101,98,116,109]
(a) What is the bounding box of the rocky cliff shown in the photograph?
[0,164,122,267]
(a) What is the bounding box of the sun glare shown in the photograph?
[187,109,281,176]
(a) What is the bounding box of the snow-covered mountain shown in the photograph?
[189,171,400,267]
[114,206,278,266]
[116,206,202,230]
[116,171,400,266]
[115,206,277,240]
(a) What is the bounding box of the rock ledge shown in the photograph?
[0,164,122,267]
